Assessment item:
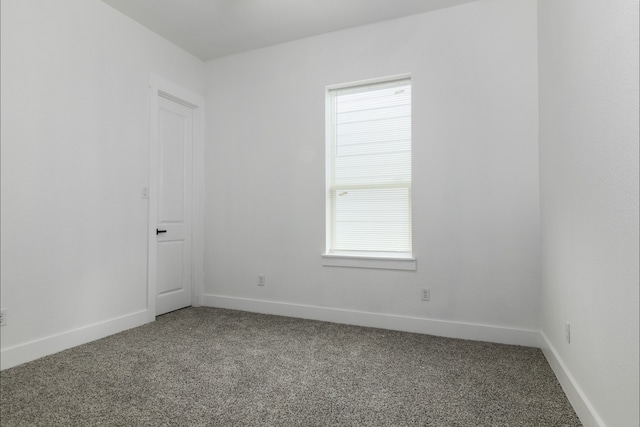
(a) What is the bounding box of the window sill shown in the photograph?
[322,254,416,271]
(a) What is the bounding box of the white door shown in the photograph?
[155,95,193,315]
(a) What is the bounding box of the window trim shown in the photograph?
[323,74,414,270]
[321,254,417,271]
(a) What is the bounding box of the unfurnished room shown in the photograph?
[0,0,638,426]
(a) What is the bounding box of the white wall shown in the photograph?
[203,0,540,343]
[0,0,204,368]
[538,1,639,426]
[3,0,636,422]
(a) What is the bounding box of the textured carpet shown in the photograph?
[0,307,581,426]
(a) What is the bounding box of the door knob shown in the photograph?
[156,229,167,235]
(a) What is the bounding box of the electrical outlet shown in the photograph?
[421,288,430,301]
[257,275,266,286]
[565,322,571,344]
[0,309,7,326]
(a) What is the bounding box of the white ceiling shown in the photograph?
[101,0,479,61]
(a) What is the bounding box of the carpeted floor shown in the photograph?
[0,307,581,426]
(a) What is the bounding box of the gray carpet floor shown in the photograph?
[0,307,581,426]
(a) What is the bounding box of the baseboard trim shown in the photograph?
[540,332,605,427]
[1,309,150,370]
[201,294,541,347]
[1,297,600,425]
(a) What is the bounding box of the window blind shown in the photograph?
[328,78,412,255]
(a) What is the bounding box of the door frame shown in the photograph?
[147,75,205,322]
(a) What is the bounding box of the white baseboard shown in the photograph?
[540,332,605,427]
[0,297,602,426]
[1,309,150,370]
[201,294,541,347]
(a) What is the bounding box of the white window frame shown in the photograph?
[323,74,416,271]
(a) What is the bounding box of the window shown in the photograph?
[324,76,414,269]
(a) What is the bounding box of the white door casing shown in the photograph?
[148,77,204,320]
